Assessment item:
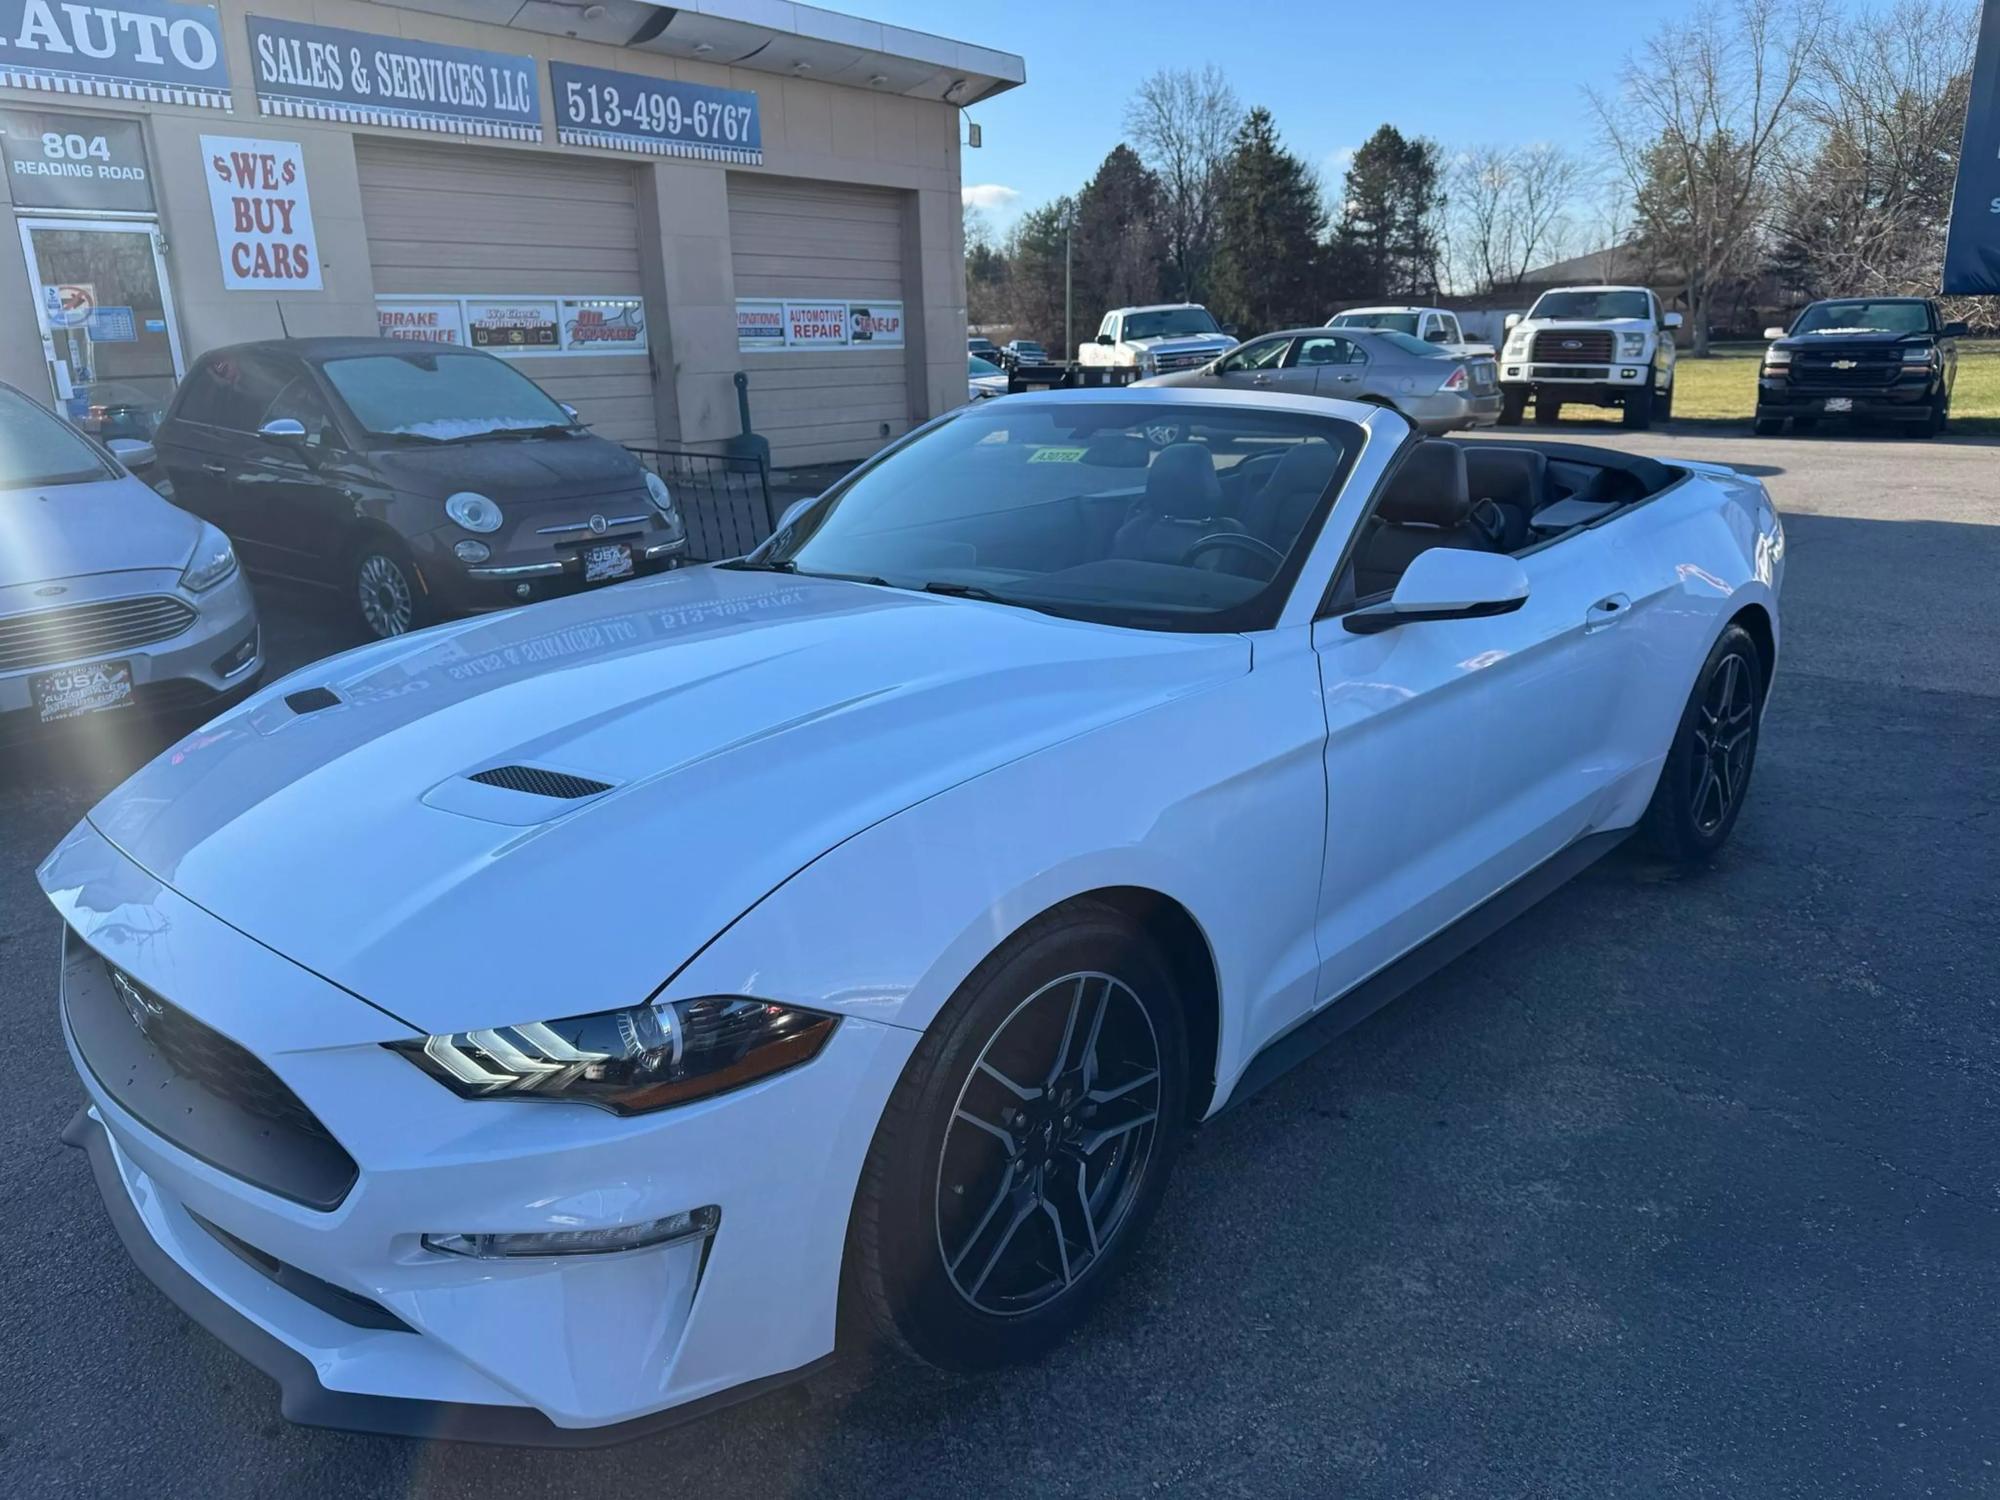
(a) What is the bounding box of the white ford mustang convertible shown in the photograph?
[41,389,1783,1443]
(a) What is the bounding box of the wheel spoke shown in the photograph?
[966,1193,1039,1299]
[948,1161,1020,1274]
[976,1059,1042,1103]
[1065,1158,1101,1256]
[1086,1068,1158,1105]
[1046,975,1086,1087]
[1077,979,1111,1090]
[1040,1196,1074,1286]
[1694,765,1723,829]
[1076,1100,1159,1157]
[953,1106,1019,1155]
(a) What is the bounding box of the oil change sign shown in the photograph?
[0,0,230,109]
[0,108,152,212]
[201,134,322,291]
[246,17,540,141]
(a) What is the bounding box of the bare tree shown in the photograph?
[1590,0,1830,354]
[1123,66,1241,305]
[1449,143,1586,291]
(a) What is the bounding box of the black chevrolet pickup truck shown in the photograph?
[1755,297,1966,437]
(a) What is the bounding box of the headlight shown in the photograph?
[444,491,504,533]
[1763,346,1792,368]
[1504,337,1528,359]
[1901,345,1937,368]
[388,995,838,1115]
[1137,351,1157,372]
[643,469,684,539]
[180,523,237,593]
[1618,332,1648,359]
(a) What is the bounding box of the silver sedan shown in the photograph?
[1,382,261,732]
[1137,326,1502,434]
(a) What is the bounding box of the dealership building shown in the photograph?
[0,0,1022,464]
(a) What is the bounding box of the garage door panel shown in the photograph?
[359,141,660,447]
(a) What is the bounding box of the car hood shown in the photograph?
[0,473,201,588]
[365,432,647,503]
[80,565,1246,1034]
[1518,318,1656,335]
[1129,334,1236,354]
[1772,330,1924,351]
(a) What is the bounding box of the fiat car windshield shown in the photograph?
[318,350,576,442]
[743,402,1360,631]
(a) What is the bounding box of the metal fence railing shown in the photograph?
[627,447,776,563]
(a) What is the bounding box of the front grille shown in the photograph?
[1152,351,1215,373]
[1790,350,1901,388]
[1531,330,1615,364]
[1533,366,1611,381]
[469,764,612,800]
[107,964,331,1139]
[0,594,195,673]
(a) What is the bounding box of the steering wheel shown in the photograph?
[1183,531,1286,577]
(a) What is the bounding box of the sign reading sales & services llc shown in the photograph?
[246,16,540,141]
[0,0,230,109]
[202,134,321,290]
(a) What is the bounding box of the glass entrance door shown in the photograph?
[17,217,184,441]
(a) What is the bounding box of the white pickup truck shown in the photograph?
[1079,303,1239,377]
[1496,285,1681,429]
[1328,306,1494,359]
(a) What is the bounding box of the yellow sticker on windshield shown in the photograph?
[1029,446,1086,463]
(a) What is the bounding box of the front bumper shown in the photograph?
[43,822,918,1440]
[0,567,262,723]
[412,528,689,615]
[1756,376,1938,420]
[1404,390,1502,433]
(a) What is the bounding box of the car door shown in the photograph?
[1208,336,1294,389]
[1306,502,1645,1007]
[236,369,355,583]
[1294,334,1366,398]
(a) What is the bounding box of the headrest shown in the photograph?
[1463,446,1547,506]
[1144,442,1223,518]
[1082,433,1153,468]
[1377,441,1469,528]
[1265,440,1341,499]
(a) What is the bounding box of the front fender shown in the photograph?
[661,632,1333,1116]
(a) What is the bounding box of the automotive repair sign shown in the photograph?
[201,135,322,290]
[1943,0,2000,293]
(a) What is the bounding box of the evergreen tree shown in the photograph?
[1001,198,1073,354]
[1211,108,1327,335]
[1072,145,1168,334]
[1336,124,1446,299]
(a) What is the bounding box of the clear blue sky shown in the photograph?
[853,0,1871,234]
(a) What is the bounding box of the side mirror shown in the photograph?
[560,402,580,420]
[1095,333,1114,345]
[1504,313,1521,331]
[1943,321,1969,338]
[1343,548,1531,635]
[1663,312,1684,330]
[1763,326,1788,340]
[107,437,157,469]
[1221,323,1238,337]
[258,417,307,446]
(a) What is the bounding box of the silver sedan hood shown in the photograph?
[1,474,202,589]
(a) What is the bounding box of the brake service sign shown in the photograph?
[1943,0,2000,294]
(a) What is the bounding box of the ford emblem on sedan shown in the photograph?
[590,514,609,535]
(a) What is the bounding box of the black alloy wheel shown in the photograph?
[846,903,1188,1370]
[1642,622,1764,862]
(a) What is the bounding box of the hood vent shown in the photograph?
[468,765,612,800]
[285,687,341,715]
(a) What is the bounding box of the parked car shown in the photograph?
[43,386,1782,1442]
[1328,306,1494,357]
[968,335,1000,362]
[1497,285,1680,429]
[1078,303,1239,376]
[153,338,688,640]
[968,353,1008,401]
[998,338,1048,371]
[1,382,260,733]
[1755,297,1964,437]
[1138,326,1502,434]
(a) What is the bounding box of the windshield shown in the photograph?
[1123,308,1224,341]
[969,355,1003,376]
[0,385,111,488]
[1369,330,1455,358]
[318,351,573,441]
[748,401,1360,632]
[1332,312,1419,336]
[1529,290,1652,321]
[1791,300,1930,336]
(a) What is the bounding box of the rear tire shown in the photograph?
[1640,623,1764,864]
[349,538,435,641]
[1911,392,1946,438]
[1657,379,1675,421]
[1753,416,1783,436]
[846,902,1189,1371]
[1497,388,1528,426]
[1621,387,1653,430]
[1791,415,1818,434]
[1534,399,1563,426]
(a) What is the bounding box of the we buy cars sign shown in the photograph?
[201,135,322,291]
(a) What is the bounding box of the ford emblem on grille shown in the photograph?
[111,969,163,1036]
[589,514,609,535]
[1561,339,1583,350]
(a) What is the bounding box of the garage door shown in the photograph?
[728,175,908,465]
[357,141,660,448]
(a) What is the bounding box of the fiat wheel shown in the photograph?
[351,542,432,640]
[847,902,1188,1370]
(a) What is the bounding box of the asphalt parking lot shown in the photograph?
[2,424,1996,1498]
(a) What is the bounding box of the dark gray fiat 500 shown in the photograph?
[154,338,686,638]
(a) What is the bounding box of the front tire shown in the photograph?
[1753,416,1783,435]
[1534,399,1563,426]
[350,539,434,640]
[846,902,1189,1371]
[1497,388,1528,426]
[1640,623,1764,863]
[1621,386,1654,429]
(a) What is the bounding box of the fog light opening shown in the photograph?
[424,1205,720,1260]
[1620,368,1639,379]
[454,539,491,564]
[515,583,533,598]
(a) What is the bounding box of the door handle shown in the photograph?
[200,461,229,474]
[1251,374,1272,386]
[1585,593,1631,632]
[1335,373,1360,383]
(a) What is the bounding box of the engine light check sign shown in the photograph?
[0,0,229,108]
[551,61,760,164]
[246,17,540,141]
